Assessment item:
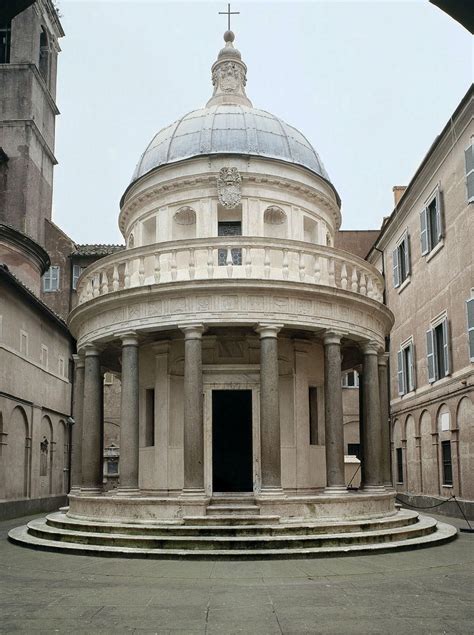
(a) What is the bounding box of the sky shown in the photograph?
[51,1,473,245]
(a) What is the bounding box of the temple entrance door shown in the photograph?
[212,389,253,492]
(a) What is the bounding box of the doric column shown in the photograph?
[118,332,140,493]
[70,353,85,491]
[323,331,346,493]
[81,345,103,491]
[362,341,384,489]
[181,324,205,494]
[255,323,283,493]
[378,353,392,487]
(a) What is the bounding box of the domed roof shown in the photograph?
[132,104,330,183]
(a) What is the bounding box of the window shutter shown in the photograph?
[397,349,405,395]
[409,342,416,391]
[404,235,411,276]
[467,298,474,362]
[426,328,436,383]
[420,208,429,255]
[465,145,474,202]
[435,190,443,241]
[392,247,400,288]
[442,319,451,376]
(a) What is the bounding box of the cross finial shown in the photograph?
[219,3,239,32]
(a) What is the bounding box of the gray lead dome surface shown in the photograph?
[131,105,330,183]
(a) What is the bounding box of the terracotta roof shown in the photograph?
[72,244,125,257]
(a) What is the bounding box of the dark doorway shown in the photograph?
[212,389,253,492]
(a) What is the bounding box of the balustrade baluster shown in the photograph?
[264,247,270,279]
[341,263,348,290]
[367,276,374,298]
[207,247,214,279]
[189,248,195,280]
[112,265,119,291]
[93,274,100,297]
[360,273,367,295]
[328,258,336,286]
[101,270,109,295]
[226,246,233,278]
[154,254,160,283]
[351,267,358,292]
[298,251,305,281]
[313,255,320,284]
[282,249,289,280]
[138,256,145,285]
[86,277,93,300]
[171,250,177,281]
[245,246,252,277]
[124,261,131,288]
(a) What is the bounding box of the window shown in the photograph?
[396,448,403,483]
[72,265,84,290]
[426,317,451,383]
[348,443,361,459]
[392,232,411,288]
[0,21,11,64]
[467,297,474,362]
[104,372,114,385]
[218,221,242,266]
[308,387,318,445]
[420,189,443,256]
[20,330,28,356]
[39,28,50,84]
[441,440,453,486]
[58,356,65,377]
[397,339,415,395]
[43,266,60,292]
[342,370,359,388]
[41,345,48,368]
[465,142,474,203]
[145,388,155,447]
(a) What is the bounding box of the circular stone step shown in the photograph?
[7,511,457,559]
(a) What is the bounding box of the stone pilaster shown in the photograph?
[180,324,205,495]
[378,353,392,487]
[362,341,384,490]
[81,345,103,492]
[255,323,283,494]
[117,333,140,494]
[323,331,346,493]
[70,353,85,492]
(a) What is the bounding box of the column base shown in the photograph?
[361,484,386,493]
[257,486,285,498]
[115,487,141,497]
[323,485,348,496]
[68,486,81,495]
[180,488,207,499]
[79,487,103,496]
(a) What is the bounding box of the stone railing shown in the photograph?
[76,237,384,305]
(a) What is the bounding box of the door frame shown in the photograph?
[203,365,260,497]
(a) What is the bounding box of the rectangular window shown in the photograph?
[43,266,60,292]
[0,21,11,64]
[465,143,474,203]
[467,297,474,362]
[426,317,451,383]
[104,372,114,385]
[218,221,242,266]
[309,386,318,445]
[441,440,453,486]
[342,370,359,388]
[348,443,361,459]
[396,448,403,483]
[58,356,65,377]
[145,388,155,447]
[392,232,410,288]
[20,330,28,356]
[420,189,443,256]
[72,264,84,290]
[397,340,415,396]
[41,345,48,368]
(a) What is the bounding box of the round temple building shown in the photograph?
[10,30,457,556]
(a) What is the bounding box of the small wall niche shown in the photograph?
[264,205,287,239]
[172,206,197,240]
[303,216,318,244]
[142,217,157,246]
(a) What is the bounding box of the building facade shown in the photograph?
[369,85,474,518]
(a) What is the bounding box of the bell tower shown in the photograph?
[0,0,64,246]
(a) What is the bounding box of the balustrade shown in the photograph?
[76,238,384,305]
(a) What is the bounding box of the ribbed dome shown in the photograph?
[131,105,330,184]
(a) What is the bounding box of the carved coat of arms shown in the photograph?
[217,167,242,209]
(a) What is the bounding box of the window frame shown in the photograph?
[466,296,474,363]
[465,141,474,204]
[420,186,443,257]
[342,370,359,388]
[396,447,403,484]
[0,20,11,64]
[72,264,83,291]
[441,440,453,486]
[41,344,49,368]
[43,265,60,292]
[426,313,451,383]
[397,338,416,396]
[392,230,411,289]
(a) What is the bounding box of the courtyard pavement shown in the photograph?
[0,512,472,634]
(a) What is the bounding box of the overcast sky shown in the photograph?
[52,1,472,245]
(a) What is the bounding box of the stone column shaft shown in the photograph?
[182,325,205,493]
[256,324,283,492]
[81,346,103,491]
[378,354,392,486]
[70,354,85,491]
[119,333,140,492]
[323,332,346,492]
[362,342,383,488]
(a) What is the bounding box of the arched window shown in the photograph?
[39,27,50,84]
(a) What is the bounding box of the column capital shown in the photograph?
[255,323,283,339]
[179,323,206,340]
[378,352,390,366]
[83,344,100,358]
[323,330,344,346]
[361,340,382,356]
[72,353,85,368]
[121,331,140,347]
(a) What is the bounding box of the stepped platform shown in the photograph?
[8,507,457,559]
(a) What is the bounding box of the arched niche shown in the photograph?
[405,415,420,494]
[420,409,438,496]
[457,396,473,499]
[54,419,68,494]
[39,27,51,85]
[6,406,29,500]
[264,206,287,239]
[40,415,53,496]
[303,215,318,244]
[173,206,197,240]
[392,418,403,486]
